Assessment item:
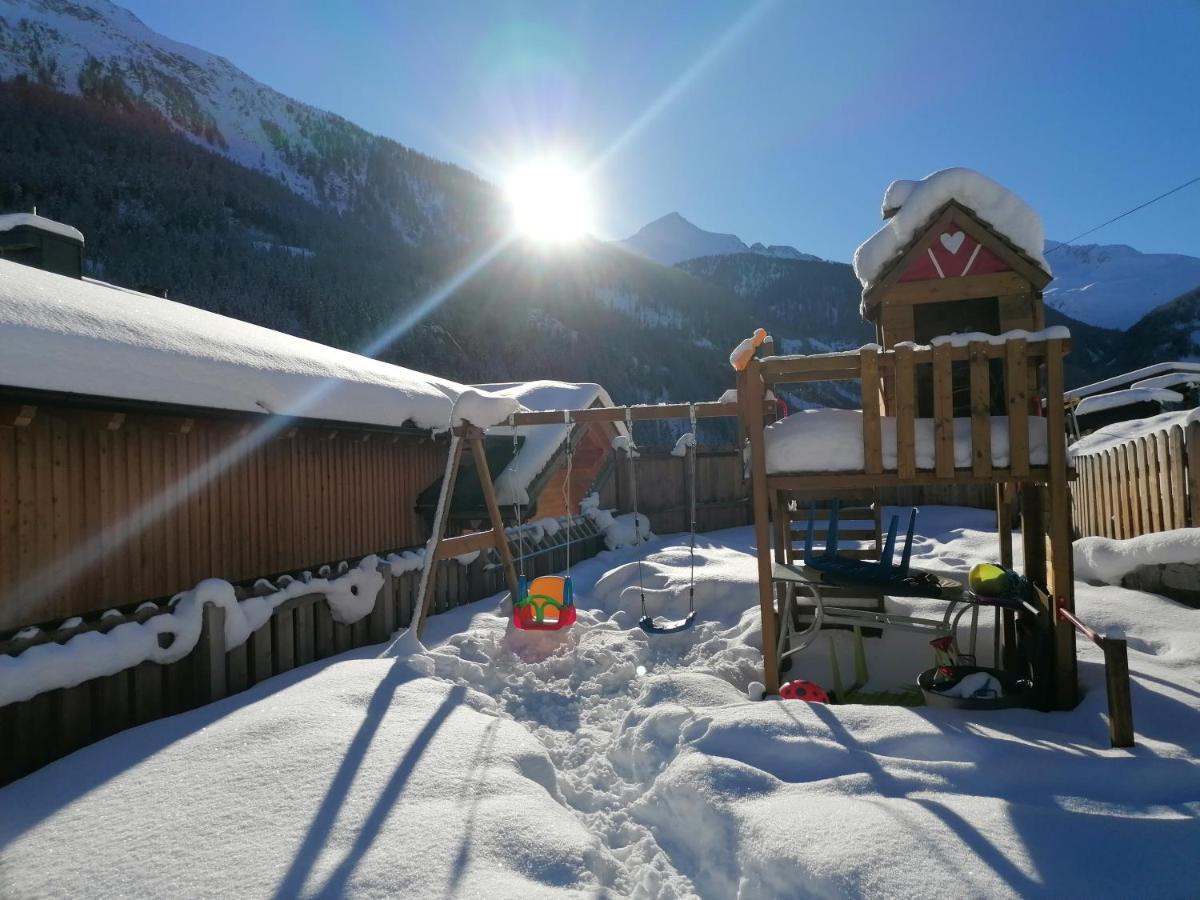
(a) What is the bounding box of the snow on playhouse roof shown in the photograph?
[0,258,465,431]
[474,381,622,505]
[854,167,1051,300]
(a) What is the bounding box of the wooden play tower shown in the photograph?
[736,181,1077,707]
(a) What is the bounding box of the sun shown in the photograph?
[505,159,593,243]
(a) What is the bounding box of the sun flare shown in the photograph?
[505,159,593,242]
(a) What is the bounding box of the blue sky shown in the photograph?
[123,0,1200,262]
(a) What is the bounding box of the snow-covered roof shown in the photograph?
[1067,362,1200,401]
[473,381,621,505]
[854,168,1051,299]
[1132,372,1200,392]
[1074,388,1183,419]
[0,258,466,431]
[0,213,85,243]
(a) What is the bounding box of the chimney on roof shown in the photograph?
[0,210,85,279]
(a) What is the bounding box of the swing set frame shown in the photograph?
[411,400,772,639]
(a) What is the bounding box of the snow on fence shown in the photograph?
[1069,419,1200,539]
[0,515,605,786]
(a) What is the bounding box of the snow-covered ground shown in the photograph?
[2,508,1198,898]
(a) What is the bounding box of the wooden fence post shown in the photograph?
[1188,421,1200,527]
[1103,637,1134,748]
[369,563,396,643]
[195,602,227,703]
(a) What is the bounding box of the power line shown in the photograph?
[1047,173,1200,254]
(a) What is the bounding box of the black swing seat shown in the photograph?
[639,609,696,635]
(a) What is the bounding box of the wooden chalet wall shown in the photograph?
[534,423,613,520]
[0,401,447,631]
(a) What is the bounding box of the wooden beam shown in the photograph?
[860,349,883,475]
[1043,338,1077,710]
[766,467,1057,491]
[507,400,756,427]
[741,358,780,694]
[969,340,992,478]
[470,434,520,601]
[413,434,465,638]
[873,271,1032,307]
[433,529,502,560]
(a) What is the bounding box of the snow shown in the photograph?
[449,386,522,428]
[763,408,1050,473]
[0,212,84,242]
[854,168,1051,297]
[1042,241,1200,331]
[1070,408,1200,458]
[1075,388,1183,419]
[617,211,817,266]
[670,432,696,457]
[4,508,1200,897]
[1074,530,1200,585]
[474,382,620,506]
[1132,372,1200,391]
[926,325,1070,348]
[0,259,464,431]
[1066,362,1200,401]
[0,557,383,706]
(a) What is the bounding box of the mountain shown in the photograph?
[0,0,1152,420]
[1114,284,1200,369]
[677,251,1126,396]
[0,0,502,245]
[1042,240,1200,331]
[618,212,820,266]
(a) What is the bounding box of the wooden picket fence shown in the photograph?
[0,516,605,786]
[1069,419,1200,539]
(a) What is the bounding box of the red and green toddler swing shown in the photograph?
[509,417,577,631]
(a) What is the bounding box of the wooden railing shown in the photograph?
[755,334,1069,484]
[1070,419,1200,539]
[0,516,605,786]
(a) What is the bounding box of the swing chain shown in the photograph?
[510,413,525,580]
[624,408,648,615]
[563,411,572,575]
[688,404,697,611]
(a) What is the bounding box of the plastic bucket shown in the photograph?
[918,665,1033,710]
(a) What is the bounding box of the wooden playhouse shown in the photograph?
[734,169,1079,710]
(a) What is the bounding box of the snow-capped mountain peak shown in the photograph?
[617,211,819,266]
[1043,240,1200,330]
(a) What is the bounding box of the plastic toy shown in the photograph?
[779,679,829,703]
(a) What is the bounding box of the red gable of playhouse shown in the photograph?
[897,217,1011,283]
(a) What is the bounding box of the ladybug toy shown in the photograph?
[778,679,829,703]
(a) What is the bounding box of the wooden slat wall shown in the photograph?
[0,404,447,631]
[1069,421,1199,539]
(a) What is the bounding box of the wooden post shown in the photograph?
[370,562,397,641]
[741,357,780,694]
[996,482,1014,669]
[1188,421,1200,527]
[1103,636,1134,748]
[413,433,465,638]
[196,601,227,703]
[1044,338,1077,709]
[469,432,520,600]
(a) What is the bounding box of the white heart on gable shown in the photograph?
[940,231,966,255]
